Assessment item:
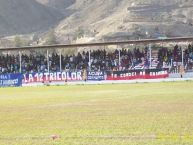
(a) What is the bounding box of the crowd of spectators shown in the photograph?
[157,44,193,69]
[0,44,193,74]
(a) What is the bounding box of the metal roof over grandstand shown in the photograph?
[0,37,193,51]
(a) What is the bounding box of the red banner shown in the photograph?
[106,69,169,80]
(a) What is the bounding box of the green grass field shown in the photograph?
[0,82,193,145]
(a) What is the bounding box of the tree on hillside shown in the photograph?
[14,36,30,47]
[44,30,58,45]
[14,36,22,47]
[73,27,84,40]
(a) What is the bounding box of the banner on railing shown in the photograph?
[23,71,83,83]
[87,71,105,81]
[0,73,22,87]
[0,69,170,86]
[106,69,169,80]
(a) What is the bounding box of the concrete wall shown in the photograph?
[169,72,193,78]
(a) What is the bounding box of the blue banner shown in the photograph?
[0,73,23,87]
[87,71,105,81]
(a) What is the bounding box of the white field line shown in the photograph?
[0,135,192,141]
[22,78,193,87]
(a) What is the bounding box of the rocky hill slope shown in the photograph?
[53,0,193,42]
[1,0,193,43]
[0,0,63,36]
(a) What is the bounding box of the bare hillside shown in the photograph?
[0,0,63,36]
[1,0,193,43]
[36,0,75,13]
[52,0,193,42]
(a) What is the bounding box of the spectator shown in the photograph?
[0,44,193,74]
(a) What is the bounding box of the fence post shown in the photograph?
[118,49,121,70]
[47,49,50,73]
[89,49,91,71]
[60,49,62,72]
[181,48,184,66]
[149,44,152,68]
[19,51,22,73]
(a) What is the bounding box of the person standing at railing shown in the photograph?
[83,68,87,82]
[179,65,185,78]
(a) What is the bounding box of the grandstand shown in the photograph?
[0,37,193,86]
[0,37,193,73]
